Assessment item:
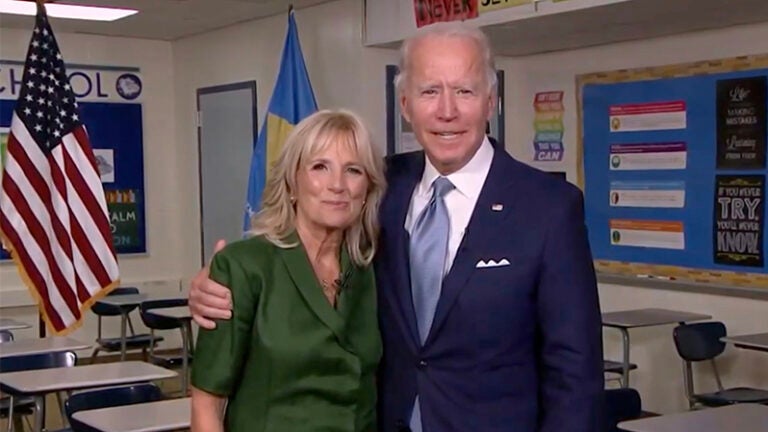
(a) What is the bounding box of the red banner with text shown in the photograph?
[414,0,479,28]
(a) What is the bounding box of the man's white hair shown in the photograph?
[394,22,497,94]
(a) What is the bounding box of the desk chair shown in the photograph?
[0,331,13,344]
[605,388,642,432]
[140,299,194,395]
[0,351,77,432]
[65,383,165,432]
[673,322,768,409]
[604,360,638,387]
[90,287,163,362]
[139,299,192,367]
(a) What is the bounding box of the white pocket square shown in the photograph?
[475,258,510,268]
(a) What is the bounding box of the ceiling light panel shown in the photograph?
[0,0,138,21]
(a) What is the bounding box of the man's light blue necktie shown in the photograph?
[409,176,454,432]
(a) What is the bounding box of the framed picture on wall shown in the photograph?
[385,65,505,155]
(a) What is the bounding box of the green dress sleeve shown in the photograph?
[191,245,261,396]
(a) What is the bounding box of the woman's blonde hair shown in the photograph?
[248,109,386,266]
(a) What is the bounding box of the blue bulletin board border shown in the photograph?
[577,54,768,289]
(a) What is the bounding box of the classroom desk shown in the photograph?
[721,332,768,353]
[95,294,185,361]
[148,307,192,395]
[618,403,768,432]
[72,397,191,432]
[0,337,91,358]
[0,361,177,432]
[602,308,712,388]
[0,319,31,332]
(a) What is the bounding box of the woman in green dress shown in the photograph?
[191,109,386,432]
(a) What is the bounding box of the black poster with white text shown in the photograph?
[713,175,765,267]
[716,76,767,169]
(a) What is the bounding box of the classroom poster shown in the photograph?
[479,0,530,13]
[533,91,564,162]
[713,175,765,267]
[414,0,479,27]
[609,101,687,132]
[609,142,687,171]
[609,219,685,250]
[716,76,767,169]
[609,181,686,208]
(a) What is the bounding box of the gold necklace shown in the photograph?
[321,277,339,293]
[320,277,340,307]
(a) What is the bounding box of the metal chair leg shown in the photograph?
[56,392,68,427]
[90,347,101,363]
[181,322,190,396]
[33,395,44,432]
[187,324,195,355]
[120,312,128,362]
[7,395,15,432]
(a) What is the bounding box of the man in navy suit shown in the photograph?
[189,22,603,432]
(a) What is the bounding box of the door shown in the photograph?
[197,82,257,264]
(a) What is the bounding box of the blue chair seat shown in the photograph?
[140,302,187,331]
[0,351,77,428]
[605,388,642,432]
[604,360,638,374]
[674,322,768,409]
[66,383,165,432]
[695,387,768,406]
[139,299,192,367]
[95,334,163,351]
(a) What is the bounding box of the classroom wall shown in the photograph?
[172,0,398,277]
[502,22,768,413]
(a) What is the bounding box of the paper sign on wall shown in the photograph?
[716,76,766,169]
[609,101,686,132]
[533,91,564,162]
[713,175,764,267]
[610,219,685,250]
[414,0,479,28]
[479,0,530,13]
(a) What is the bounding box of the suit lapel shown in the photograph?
[384,153,424,349]
[425,149,516,345]
[279,238,349,349]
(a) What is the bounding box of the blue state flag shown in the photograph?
[243,9,317,233]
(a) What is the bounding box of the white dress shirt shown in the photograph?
[405,137,494,274]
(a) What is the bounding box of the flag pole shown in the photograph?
[288,3,293,14]
[35,0,47,339]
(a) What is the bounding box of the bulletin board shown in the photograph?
[577,54,768,289]
[0,100,146,257]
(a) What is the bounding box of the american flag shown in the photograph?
[0,6,120,334]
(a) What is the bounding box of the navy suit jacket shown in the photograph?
[375,145,604,432]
